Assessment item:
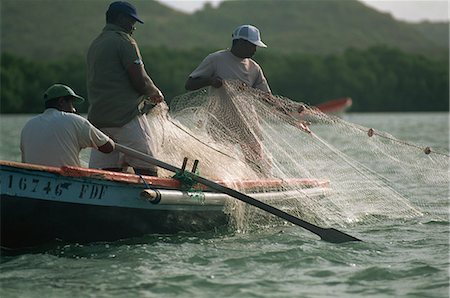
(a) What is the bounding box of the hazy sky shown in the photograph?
[156,0,449,22]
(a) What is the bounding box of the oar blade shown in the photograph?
[320,228,362,243]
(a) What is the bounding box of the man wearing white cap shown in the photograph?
[185,25,272,175]
[185,24,271,93]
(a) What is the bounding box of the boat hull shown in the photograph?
[1,161,328,249]
[1,162,229,249]
[316,97,352,115]
[1,194,227,249]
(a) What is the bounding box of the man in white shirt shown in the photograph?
[185,25,270,93]
[21,84,114,168]
[185,25,271,175]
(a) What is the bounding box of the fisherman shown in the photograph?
[20,84,115,167]
[87,1,164,176]
[185,24,272,174]
[185,24,271,93]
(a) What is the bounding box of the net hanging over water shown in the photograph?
[146,80,449,231]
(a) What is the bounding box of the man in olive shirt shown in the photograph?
[87,1,163,176]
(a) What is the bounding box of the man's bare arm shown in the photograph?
[185,76,223,91]
[98,139,115,154]
[127,63,164,103]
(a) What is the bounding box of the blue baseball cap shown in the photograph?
[107,1,143,24]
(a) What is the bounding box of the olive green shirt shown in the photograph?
[87,24,143,128]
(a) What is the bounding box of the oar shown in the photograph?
[115,143,361,243]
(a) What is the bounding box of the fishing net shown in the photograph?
[146,80,449,232]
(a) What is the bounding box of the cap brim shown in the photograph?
[252,40,267,48]
[235,37,268,48]
[131,14,144,24]
[72,95,85,103]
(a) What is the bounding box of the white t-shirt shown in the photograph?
[189,49,271,93]
[20,109,111,167]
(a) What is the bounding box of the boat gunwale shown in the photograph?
[0,160,329,191]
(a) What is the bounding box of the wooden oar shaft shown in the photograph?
[115,143,361,243]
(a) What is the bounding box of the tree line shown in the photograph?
[1,46,448,114]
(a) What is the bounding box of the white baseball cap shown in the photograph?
[232,25,267,48]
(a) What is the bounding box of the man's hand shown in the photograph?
[148,89,164,104]
[209,76,223,88]
[139,90,164,115]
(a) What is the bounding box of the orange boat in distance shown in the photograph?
[315,97,353,115]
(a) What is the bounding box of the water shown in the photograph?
[1,113,449,298]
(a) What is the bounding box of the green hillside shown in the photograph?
[413,21,450,49]
[1,0,447,59]
[1,0,448,113]
[0,0,185,59]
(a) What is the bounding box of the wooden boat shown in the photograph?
[0,160,329,249]
[288,97,353,124]
[316,97,353,115]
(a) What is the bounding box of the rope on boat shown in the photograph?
[138,174,151,189]
[171,161,206,204]
[172,171,197,191]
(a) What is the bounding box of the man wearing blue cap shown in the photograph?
[87,1,164,176]
[21,84,115,167]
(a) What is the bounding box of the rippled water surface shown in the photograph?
[1,113,449,297]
